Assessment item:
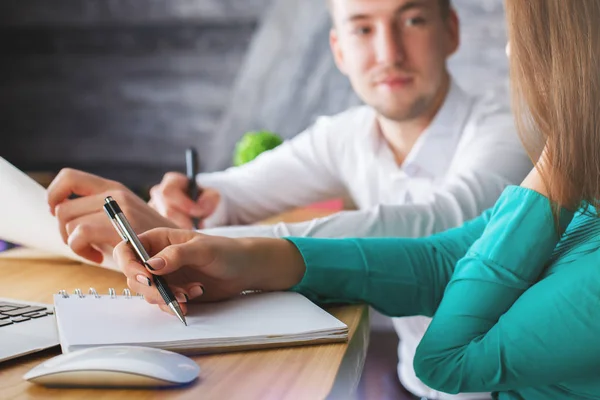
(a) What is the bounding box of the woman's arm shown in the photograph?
[288,205,491,317]
[413,186,579,394]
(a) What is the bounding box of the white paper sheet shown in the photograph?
[54,291,348,353]
[0,157,118,270]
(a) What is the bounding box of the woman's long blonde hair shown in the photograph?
[506,0,600,214]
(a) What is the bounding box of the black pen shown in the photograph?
[103,196,187,326]
[186,147,203,230]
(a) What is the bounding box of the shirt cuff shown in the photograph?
[195,173,229,228]
[286,237,368,303]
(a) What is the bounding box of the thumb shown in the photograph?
[142,233,214,276]
[136,227,196,255]
[193,190,221,218]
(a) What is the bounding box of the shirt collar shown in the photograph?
[371,80,474,178]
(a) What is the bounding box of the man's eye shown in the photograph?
[353,26,372,35]
[405,17,426,27]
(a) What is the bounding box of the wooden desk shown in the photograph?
[0,208,369,400]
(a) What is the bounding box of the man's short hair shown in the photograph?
[327,0,453,20]
[439,0,452,19]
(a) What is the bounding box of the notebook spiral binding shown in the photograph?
[58,288,144,299]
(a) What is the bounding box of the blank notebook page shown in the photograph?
[54,291,348,353]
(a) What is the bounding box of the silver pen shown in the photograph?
[103,196,187,326]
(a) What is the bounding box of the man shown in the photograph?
[47,0,530,398]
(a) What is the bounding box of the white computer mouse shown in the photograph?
[23,345,200,388]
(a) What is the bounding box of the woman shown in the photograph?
[116,1,600,398]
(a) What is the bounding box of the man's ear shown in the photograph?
[445,9,460,57]
[330,28,348,75]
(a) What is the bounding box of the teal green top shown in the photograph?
[288,186,600,399]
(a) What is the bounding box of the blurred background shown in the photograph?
[0,0,508,194]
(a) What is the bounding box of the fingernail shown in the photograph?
[145,258,165,271]
[136,275,152,287]
[189,285,204,298]
[175,292,187,303]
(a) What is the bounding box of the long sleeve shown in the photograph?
[412,187,587,394]
[288,208,490,317]
[196,116,348,227]
[200,169,513,239]
[201,90,531,240]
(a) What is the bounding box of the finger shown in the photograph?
[126,277,154,299]
[115,241,149,281]
[151,181,199,216]
[150,187,197,229]
[183,282,205,301]
[196,190,221,218]
[135,279,188,307]
[56,194,110,243]
[143,235,213,276]
[126,278,189,316]
[65,212,121,261]
[171,287,190,305]
[67,224,105,264]
[134,228,200,260]
[162,172,189,190]
[115,227,204,275]
[65,211,119,242]
[163,207,195,230]
[47,168,123,215]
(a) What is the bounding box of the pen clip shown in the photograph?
[103,196,151,262]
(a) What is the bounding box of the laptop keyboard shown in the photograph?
[0,301,53,328]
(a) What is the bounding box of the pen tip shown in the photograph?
[177,313,187,326]
[169,302,188,326]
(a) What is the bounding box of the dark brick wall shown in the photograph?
[0,0,271,190]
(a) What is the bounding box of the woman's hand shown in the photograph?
[114,228,306,315]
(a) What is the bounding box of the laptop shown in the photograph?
[0,297,59,362]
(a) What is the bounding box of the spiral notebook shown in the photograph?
[53,289,348,354]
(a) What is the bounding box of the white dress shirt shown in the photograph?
[197,81,532,399]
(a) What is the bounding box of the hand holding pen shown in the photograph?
[148,149,221,230]
[103,196,188,326]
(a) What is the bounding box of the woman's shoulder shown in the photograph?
[543,236,600,290]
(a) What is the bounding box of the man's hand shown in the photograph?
[47,168,178,263]
[149,172,221,229]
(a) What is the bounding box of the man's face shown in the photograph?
[330,0,459,121]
